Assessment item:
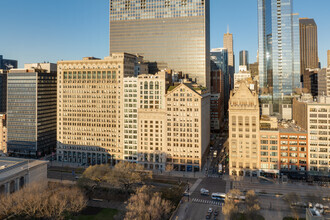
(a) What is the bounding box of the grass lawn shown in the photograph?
[73,207,119,220]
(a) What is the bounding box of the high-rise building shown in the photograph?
[0,113,7,153]
[317,68,330,97]
[223,32,235,89]
[57,54,137,164]
[299,18,318,75]
[229,83,260,176]
[239,50,249,70]
[210,61,225,131]
[249,62,259,79]
[57,54,210,172]
[327,50,330,67]
[0,55,17,70]
[7,64,57,158]
[0,70,7,113]
[293,95,330,173]
[166,82,210,172]
[258,0,300,112]
[210,48,228,115]
[303,68,319,97]
[109,0,210,89]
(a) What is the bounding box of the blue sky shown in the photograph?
[1,0,329,68]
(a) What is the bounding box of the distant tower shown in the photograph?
[239,50,249,70]
[299,18,318,74]
[327,50,330,67]
[223,27,235,89]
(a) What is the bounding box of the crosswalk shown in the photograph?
[191,198,223,206]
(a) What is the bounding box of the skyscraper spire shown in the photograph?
[227,24,229,34]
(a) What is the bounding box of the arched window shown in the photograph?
[149,81,154,90]
[155,81,159,89]
[144,81,148,89]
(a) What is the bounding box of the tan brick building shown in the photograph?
[229,83,260,176]
[57,53,137,165]
[57,55,211,172]
[293,95,330,173]
[165,83,210,172]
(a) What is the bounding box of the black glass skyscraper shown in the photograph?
[109,0,210,89]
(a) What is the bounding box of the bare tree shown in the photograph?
[125,186,173,220]
[82,164,112,187]
[0,182,87,220]
[245,190,260,219]
[222,189,242,220]
[107,161,152,194]
[283,192,301,220]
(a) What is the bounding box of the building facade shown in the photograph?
[57,54,137,165]
[165,83,210,172]
[0,71,7,113]
[249,62,259,79]
[210,58,225,132]
[0,113,7,153]
[303,68,318,97]
[224,32,235,84]
[279,125,308,172]
[299,18,318,75]
[293,96,330,173]
[0,55,17,70]
[258,0,300,112]
[229,83,260,176]
[57,55,210,172]
[234,72,251,90]
[0,157,47,194]
[7,65,57,158]
[109,0,210,89]
[239,50,249,70]
[259,129,280,177]
[317,68,330,97]
[210,48,228,115]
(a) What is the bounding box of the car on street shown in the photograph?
[208,208,213,213]
[214,210,218,216]
[206,214,211,219]
[200,188,210,195]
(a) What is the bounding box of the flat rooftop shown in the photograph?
[279,122,306,134]
[0,157,47,183]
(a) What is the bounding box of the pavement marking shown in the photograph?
[190,178,203,193]
[191,198,223,206]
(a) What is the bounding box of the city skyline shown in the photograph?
[0,0,330,70]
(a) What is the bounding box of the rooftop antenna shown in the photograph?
[227,24,229,34]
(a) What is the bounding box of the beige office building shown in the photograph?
[57,55,210,172]
[229,83,260,176]
[57,53,137,164]
[165,83,210,172]
[136,72,167,170]
[293,95,330,173]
